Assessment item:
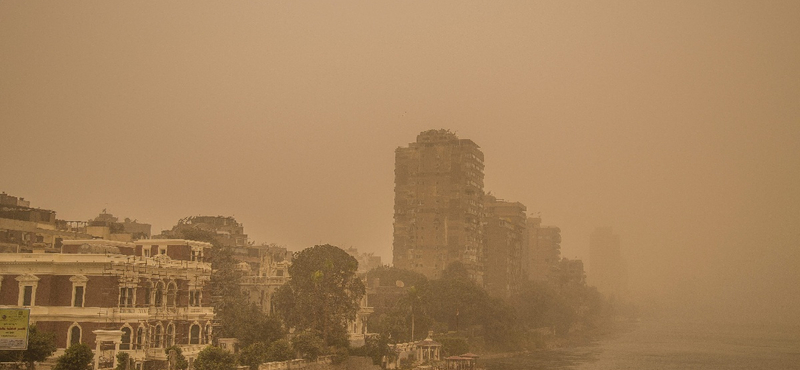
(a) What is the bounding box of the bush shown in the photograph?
[193,346,235,370]
[329,346,348,365]
[164,346,188,370]
[292,331,325,361]
[53,344,93,370]
[266,340,294,362]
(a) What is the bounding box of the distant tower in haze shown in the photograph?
[588,227,627,298]
[393,129,485,283]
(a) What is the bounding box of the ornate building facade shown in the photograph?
[0,239,214,370]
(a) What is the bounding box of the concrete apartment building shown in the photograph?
[0,193,94,253]
[157,216,248,249]
[393,129,486,283]
[482,195,527,298]
[588,227,627,298]
[87,211,152,241]
[525,217,562,282]
[0,238,214,370]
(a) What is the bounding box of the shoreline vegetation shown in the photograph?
[362,263,639,369]
[480,319,639,363]
[479,317,638,369]
[144,238,637,370]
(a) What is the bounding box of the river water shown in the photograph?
[483,319,800,370]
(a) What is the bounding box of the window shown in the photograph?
[69,324,81,346]
[73,286,84,307]
[119,287,134,307]
[189,290,201,307]
[16,274,39,307]
[205,323,212,344]
[120,327,132,350]
[166,324,175,347]
[166,283,177,307]
[136,327,144,349]
[144,286,152,306]
[154,325,163,348]
[154,282,164,307]
[71,273,88,307]
[23,286,33,306]
[189,324,200,345]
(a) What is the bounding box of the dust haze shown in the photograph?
[2,1,798,325]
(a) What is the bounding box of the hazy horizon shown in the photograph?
[2,1,798,325]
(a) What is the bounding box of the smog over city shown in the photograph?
[1,2,799,369]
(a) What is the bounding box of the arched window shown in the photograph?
[154,324,163,348]
[166,282,177,307]
[205,323,212,344]
[144,282,153,306]
[136,327,144,349]
[120,327,132,350]
[68,324,81,346]
[154,282,164,307]
[166,324,175,347]
[189,324,200,345]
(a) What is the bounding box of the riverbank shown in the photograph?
[483,319,800,370]
[479,319,639,362]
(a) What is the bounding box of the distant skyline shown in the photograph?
[2,1,799,324]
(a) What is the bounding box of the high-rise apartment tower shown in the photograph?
[393,129,485,283]
[483,194,527,298]
[588,227,627,298]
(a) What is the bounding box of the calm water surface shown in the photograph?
[484,320,800,370]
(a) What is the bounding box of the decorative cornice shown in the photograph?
[69,275,88,284]
[15,273,39,283]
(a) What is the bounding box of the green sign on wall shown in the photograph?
[0,308,30,350]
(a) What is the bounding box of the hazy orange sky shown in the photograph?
[2,1,798,323]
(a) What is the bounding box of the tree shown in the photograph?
[0,326,57,370]
[164,346,188,370]
[52,344,93,370]
[193,346,235,370]
[360,334,397,368]
[218,303,284,348]
[180,229,249,341]
[115,352,131,370]
[274,244,365,346]
[238,342,270,370]
[291,331,325,361]
[265,339,294,362]
[424,262,520,351]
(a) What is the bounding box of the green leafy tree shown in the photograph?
[424,262,520,351]
[52,343,93,370]
[433,336,469,357]
[291,331,325,361]
[193,346,235,370]
[238,342,270,370]
[265,339,294,362]
[274,244,365,346]
[0,326,57,370]
[180,228,250,341]
[360,334,397,368]
[115,352,132,370]
[164,346,188,370]
[218,303,284,348]
[365,267,428,291]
